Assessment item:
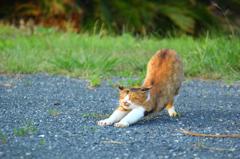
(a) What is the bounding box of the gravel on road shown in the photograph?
[0,74,240,159]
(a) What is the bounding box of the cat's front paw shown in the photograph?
[169,111,177,117]
[114,121,129,128]
[97,119,113,126]
[167,107,179,118]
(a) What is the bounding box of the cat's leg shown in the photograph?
[114,107,145,128]
[165,101,178,117]
[97,107,129,126]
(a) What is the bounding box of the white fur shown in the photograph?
[114,106,145,127]
[167,106,177,117]
[123,95,130,102]
[128,102,139,109]
[122,94,131,106]
[97,109,128,126]
[98,94,147,127]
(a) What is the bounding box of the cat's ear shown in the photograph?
[140,86,152,92]
[118,86,125,90]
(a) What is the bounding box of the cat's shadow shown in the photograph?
[136,111,170,125]
[136,109,240,128]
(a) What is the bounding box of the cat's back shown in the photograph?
[148,49,179,70]
[143,49,183,88]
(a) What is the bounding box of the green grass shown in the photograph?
[89,75,102,87]
[13,122,38,137]
[0,130,7,144]
[48,109,61,117]
[39,138,46,145]
[0,24,239,83]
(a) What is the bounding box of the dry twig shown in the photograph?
[179,128,240,138]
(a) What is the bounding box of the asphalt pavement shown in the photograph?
[0,74,239,159]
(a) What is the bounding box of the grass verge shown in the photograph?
[0,24,239,83]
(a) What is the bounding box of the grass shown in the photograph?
[0,24,239,83]
[89,75,102,87]
[39,138,46,145]
[0,130,7,144]
[13,122,38,137]
[48,109,61,117]
[117,78,144,87]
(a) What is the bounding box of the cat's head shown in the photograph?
[118,86,151,110]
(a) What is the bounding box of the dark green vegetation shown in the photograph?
[0,0,239,35]
[0,25,239,82]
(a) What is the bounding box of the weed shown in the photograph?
[0,130,7,144]
[48,109,61,117]
[89,75,101,87]
[14,122,37,137]
[39,138,46,145]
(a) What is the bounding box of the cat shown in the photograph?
[97,49,184,127]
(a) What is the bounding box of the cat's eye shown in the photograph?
[125,90,130,94]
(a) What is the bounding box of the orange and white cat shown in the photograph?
[97,49,184,127]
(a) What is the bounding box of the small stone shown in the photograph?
[26,152,31,156]
[38,134,45,138]
[123,153,129,157]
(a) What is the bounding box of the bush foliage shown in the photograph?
[0,0,239,35]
